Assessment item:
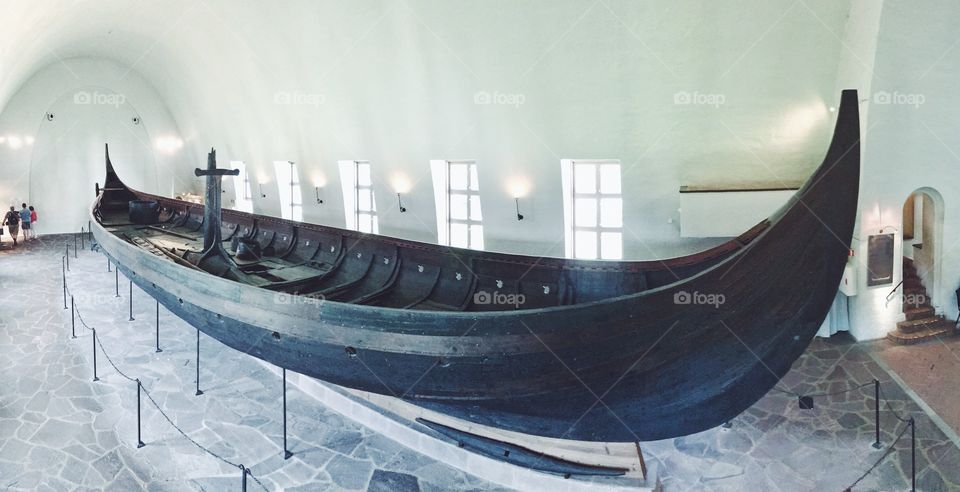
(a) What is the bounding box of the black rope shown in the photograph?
[842,421,910,491]
[93,333,137,383]
[63,257,270,491]
[877,384,912,423]
[773,381,874,399]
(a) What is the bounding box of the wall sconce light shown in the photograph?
[515,198,524,221]
[397,193,407,213]
[259,184,266,198]
[315,186,324,204]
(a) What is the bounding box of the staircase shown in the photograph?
[887,258,957,344]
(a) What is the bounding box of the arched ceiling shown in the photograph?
[0,0,861,256]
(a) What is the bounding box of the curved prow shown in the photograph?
[99,143,138,214]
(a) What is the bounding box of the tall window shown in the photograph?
[338,160,378,233]
[231,161,253,213]
[273,161,302,221]
[430,160,484,249]
[562,159,622,259]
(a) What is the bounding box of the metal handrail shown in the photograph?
[885,280,904,303]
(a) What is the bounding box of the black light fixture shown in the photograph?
[515,197,524,221]
[397,193,407,213]
[315,186,324,204]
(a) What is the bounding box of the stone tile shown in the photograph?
[368,469,421,492]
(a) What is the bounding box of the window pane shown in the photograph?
[358,213,372,233]
[599,198,622,227]
[470,224,484,250]
[358,189,372,211]
[574,231,598,259]
[574,164,596,193]
[469,165,479,191]
[450,193,468,220]
[450,164,468,190]
[574,198,597,227]
[469,195,483,221]
[599,164,621,194]
[450,223,469,248]
[357,162,371,186]
[372,216,379,234]
[600,232,622,260]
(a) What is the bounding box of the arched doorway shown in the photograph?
[902,188,944,308]
[28,86,156,235]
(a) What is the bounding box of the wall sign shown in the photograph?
[867,234,895,287]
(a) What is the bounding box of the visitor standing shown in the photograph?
[29,206,37,239]
[3,206,20,247]
[19,203,30,242]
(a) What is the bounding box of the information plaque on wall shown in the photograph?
[867,234,895,287]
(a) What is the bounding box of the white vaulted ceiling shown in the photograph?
[0,0,857,256]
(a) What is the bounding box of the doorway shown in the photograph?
[901,188,944,310]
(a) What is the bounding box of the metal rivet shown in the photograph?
[543,285,550,294]
[283,236,287,241]
[496,280,503,289]
[418,265,424,273]
[305,240,310,246]
[456,272,462,281]
[356,252,362,259]
[330,246,335,252]
[384,258,390,265]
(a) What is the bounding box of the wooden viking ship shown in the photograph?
[91,90,860,444]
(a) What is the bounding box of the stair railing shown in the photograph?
[884,280,904,308]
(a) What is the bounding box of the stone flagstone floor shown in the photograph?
[2,235,960,491]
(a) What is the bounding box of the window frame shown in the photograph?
[563,159,623,260]
[353,160,378,234]
[445,160,483,250]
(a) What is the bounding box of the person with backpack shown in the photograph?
[19,203,30,242]
[3,206,20,247]
[28,206,37,239]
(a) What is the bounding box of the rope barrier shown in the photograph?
[61,241,918,492]
[773,380,874,399]
[63,255,270,491]
[842,421,911,491]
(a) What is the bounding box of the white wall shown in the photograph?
[0,58,188,235]
[9,1,958,341]
[0,0,852,258]
[844,0,960,340]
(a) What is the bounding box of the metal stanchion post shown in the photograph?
[81,227,85,250]
[115,268,119,297]
[107,257,111,272]
[62,257,68,309]
[195,329,203,396]
[65,245,70,271]
[155,301,162,353]
[911,417,916,492]
[136,379,145,448]
[873,379,881,449]
[240,465,248,492]
[283,368,293,459]
[74,233,78,258]
[71,296,77,339]
[92,328,99,382]
[129,280,135,321]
